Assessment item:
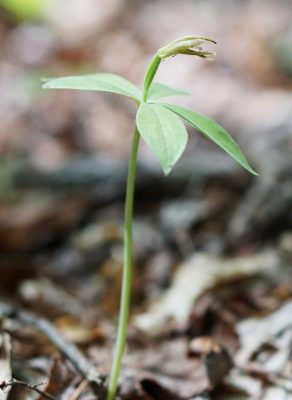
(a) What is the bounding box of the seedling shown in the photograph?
[43,36,257,400]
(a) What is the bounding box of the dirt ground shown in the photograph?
[0,0,291,398]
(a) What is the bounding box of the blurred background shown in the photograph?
[1,0,292,168]
[0,0,291,398]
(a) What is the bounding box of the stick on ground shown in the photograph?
[0,301,104,387]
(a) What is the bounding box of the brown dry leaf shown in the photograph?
[188,295,239,356]
[40,356,76,398]
[223,369,263,399]
[55,316,105,345]
[135,250,278,335]
[214,300,292,399]
[236,300,292,368]
[120,338,232,399]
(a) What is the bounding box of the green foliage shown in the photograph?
[148,82,189,101]
[43,73,256,175]
[43,37,257,400]
[162,104,258,175]
[43,73,142,102]
[136,103,188,175]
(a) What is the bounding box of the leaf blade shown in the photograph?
[164,104,257,175]
[136,103,188,174]
[148,82,189,101]
[42,73,142,102]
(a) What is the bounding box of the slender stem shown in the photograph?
[143,54,161,101]
[107,127,140,400]
[107,49,162,400]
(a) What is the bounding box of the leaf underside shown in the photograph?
[136,103,188,175]
[163,103,257,175]
[42,73,142,102]
[148,82,189,101]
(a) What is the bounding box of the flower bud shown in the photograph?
[157,36,216,60]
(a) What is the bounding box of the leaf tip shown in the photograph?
[249,168,259,176]
[243,161,258,176]
[163,165,173,175]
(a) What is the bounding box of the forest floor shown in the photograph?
[0,0,291,399]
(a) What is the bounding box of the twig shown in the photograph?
[0,301,104,387]
[0,379,55,400]
[69,379,89,400]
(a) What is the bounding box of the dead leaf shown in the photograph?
[135,251,278,335]
[236,300,292,367]
[122,338,232,399]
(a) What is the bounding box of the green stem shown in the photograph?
[107,50,162,400]
[107,127,140,400]
[143,54,161,101]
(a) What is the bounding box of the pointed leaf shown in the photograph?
[164,104,257,175]
[42,73,142,102]
[148,82,189,101]
[136,103,188,174]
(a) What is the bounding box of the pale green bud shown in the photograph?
[157,36,216,60]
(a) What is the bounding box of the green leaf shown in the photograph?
[163,104,257,175]
[42,73,142,102]
[136,103,188,175]
[147,82,189,101]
